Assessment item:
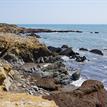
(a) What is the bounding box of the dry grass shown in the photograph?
[0,33,43,49]
[0,91,58,107]
[0,33,50,62]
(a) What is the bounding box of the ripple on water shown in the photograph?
[62,52,107,89]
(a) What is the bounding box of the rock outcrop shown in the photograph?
[45,80,107,107]
[0,59,14,91]
[90,49,103,55]
[0,23,24,34]
[79,48,88,51]
[0,33,51,63]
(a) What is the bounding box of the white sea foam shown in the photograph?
[71,77,86,87]
[104,66,107,69]
[61,56,70,61]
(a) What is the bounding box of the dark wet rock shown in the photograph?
[44,80,107,107]
[76,56,86,62]
[95,32,99,34]
[27,33,41,38]
[33,47,51,61]
[75,52,79,55]
[90,49,103,55]
[60,47,76,57]
[48,46,62,53]
[75,30,83,33]
[79,48,88,51]
[61,45,69,49]
[70,70,80,81]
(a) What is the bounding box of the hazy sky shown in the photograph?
[0,0,107,24]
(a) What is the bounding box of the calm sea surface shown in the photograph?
[18,24,107,89]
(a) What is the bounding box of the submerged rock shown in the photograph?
[90,49,103,55]
[79,48,88,51]
[76,56,86,62]
[61,45,69,49]
[95,32,99,34]
[60,47,76,57]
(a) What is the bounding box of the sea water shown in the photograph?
[18,24,107,89]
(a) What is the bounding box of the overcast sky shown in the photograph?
[0,0,107,24]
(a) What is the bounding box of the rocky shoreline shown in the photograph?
[0,23,100,34]
[0,23,106,107]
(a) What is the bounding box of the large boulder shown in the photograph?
[90,49,103,55]
[35,77,59,91]
[75,56,86,62]
[70,70,80,81]
[60,47,76,57]
[45,80,107,107]
[61,45,69,49]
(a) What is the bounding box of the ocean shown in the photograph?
[18,24,107,89]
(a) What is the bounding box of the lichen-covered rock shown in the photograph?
[0,33,51,63]
[0,23,24,34]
